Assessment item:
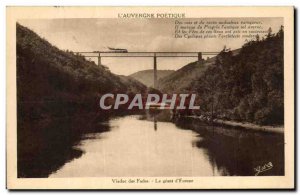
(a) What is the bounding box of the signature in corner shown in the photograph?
[254,162,273,176]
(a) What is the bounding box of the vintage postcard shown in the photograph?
[6,6,294,189]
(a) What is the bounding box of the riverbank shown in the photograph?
[184,116,284,133]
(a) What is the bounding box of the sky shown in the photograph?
[19,18,283,75]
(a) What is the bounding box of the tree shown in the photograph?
[256,34,260,42]
[267,27,273,38]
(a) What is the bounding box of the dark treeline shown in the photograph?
[16,23,146,177]
[191,27,284,125]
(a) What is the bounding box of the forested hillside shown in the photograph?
[17,23,147,120]
[158,50,240,93]
[191,27,284,125]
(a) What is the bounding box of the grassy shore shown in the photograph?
[185,116,284,133]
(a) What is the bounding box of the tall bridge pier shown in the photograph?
[98,53,101,66]
[198,52,202,62]
[153,53,157,89]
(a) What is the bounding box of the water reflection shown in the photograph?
[51,115,221,177]
[17,114,111,178]
[19,110,284,177]
[50,111,284,177]
[175,117,284,176]
[154,116,157,131]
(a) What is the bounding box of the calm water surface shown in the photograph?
[50,113,284,177]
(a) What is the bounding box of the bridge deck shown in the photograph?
[76,51,219,58]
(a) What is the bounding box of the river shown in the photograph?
[49,112,284,177]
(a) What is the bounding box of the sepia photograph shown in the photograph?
[6,6,294,189]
